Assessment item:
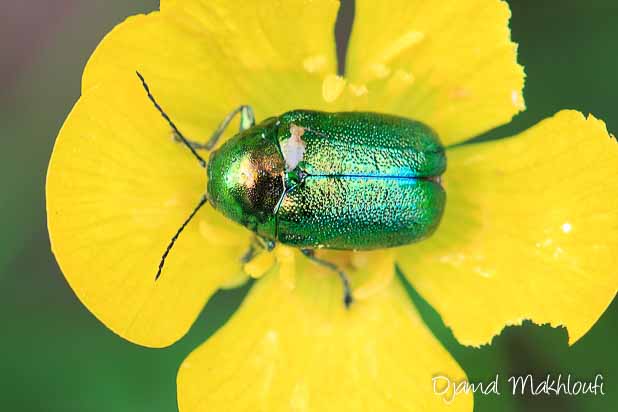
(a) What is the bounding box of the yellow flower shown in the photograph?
[46,0,617,411]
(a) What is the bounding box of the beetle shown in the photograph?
[137,72,446,307]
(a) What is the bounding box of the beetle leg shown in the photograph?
[240,242,258,264]
[240,235,275,264]
[207,105,255,149]
[171,131,210,150]
[300,249,354,308]
[174,105,256,151]
[256,235,276,252]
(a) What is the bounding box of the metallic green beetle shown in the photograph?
[137,72,446,307]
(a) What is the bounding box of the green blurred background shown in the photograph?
[1,1,616,411]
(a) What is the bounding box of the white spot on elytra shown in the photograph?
[281,124,306,171]
[562,222,573,233]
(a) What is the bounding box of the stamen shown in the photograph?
[369,63,391,79]
[375,30,425,64]
[276,247,296,290]
[322,74,346,102]
[244,252,276,279]
[348,83,368,97]
[303,55,328,74]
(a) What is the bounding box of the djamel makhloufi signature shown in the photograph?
[433,374,606,404]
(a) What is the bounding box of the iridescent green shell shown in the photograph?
[207,110,446,250]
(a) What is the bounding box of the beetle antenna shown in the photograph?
[155,195,208,281]
[136,71,207,168]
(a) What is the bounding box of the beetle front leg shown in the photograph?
[240,235,275,264]
[174,105,255,150]
[240,242,258,264]
[301,249,354,308]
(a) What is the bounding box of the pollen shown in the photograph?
[511,90,525,110]
[321,74,346,102]
[393,68,414,83]
[348,83,368,97]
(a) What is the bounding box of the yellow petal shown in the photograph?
[82,0,340,135]
[178,267,471,412]
[47,75,250,348]
[346,0,525,145]
[47,0,341,347]
[397,110,618,346]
